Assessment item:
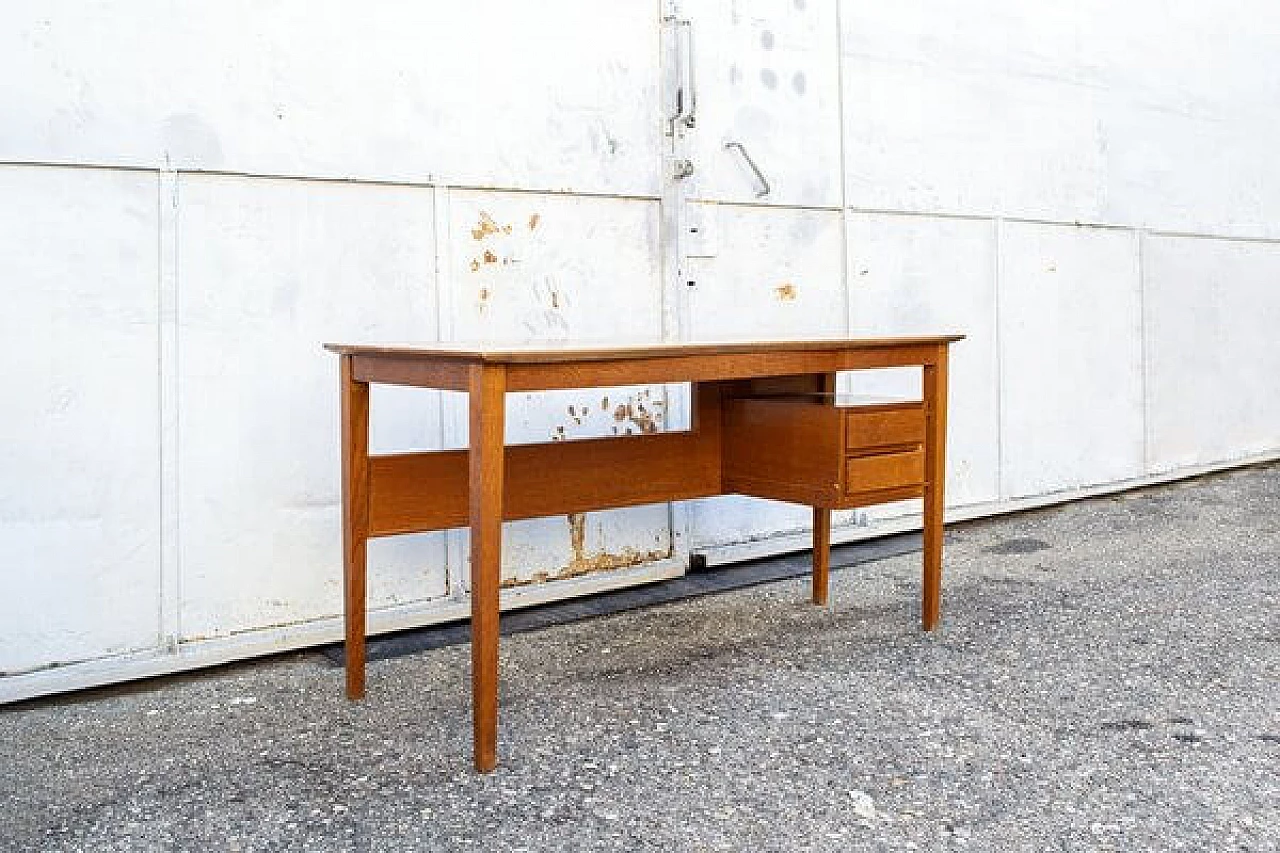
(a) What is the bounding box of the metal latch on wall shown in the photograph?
[667,17,697,130]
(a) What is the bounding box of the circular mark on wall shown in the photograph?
[761,68,778,89]
[761,30,775,50]
[792,71,807,95]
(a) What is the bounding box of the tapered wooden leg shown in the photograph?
[922,346,950,630]
[812,506,831,605]
[340,355,370,700]
[468,364,506,773]
[811,370,837,607]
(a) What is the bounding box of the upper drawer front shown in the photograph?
[844,404,926,452]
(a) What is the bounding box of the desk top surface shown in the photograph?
[325,336,963,364]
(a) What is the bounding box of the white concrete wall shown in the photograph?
[3,0,1278,700]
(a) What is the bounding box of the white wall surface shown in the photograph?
[2,0,1277,700]
[0,167,160,674]
[997,224,1144,498]
[1143,235,1280,471]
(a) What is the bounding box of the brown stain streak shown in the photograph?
[471,212,502,241]
[774,282,797,301]
[498,513,666,588]
[611,398,663,435]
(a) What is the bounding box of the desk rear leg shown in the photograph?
[812,506,831,605]
[922,347,949,630]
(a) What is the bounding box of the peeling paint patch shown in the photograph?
[610,392,664,434]
[569,512,587,562]
[471,211,502,241]
[774,282,797,301]
[498,514,669,588]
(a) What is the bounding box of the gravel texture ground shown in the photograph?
[2,463,1277,852]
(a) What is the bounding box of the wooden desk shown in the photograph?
[325,337,962,772]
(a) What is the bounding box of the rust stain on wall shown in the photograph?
[483,249,498,264]
[528,213,541,231]
[610,389,664,434]
[774,282,797,301]
[471,211,502,241]
[499,514,668,588]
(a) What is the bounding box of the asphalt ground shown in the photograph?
[2,463,1277,852]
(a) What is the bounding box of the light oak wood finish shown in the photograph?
[922,348,950,631]
[811,372,837,606]
[844,402,926,453]
[844,449,925,494]
[327,337,961,771]
[467,364,506,773]
[339,355,370,701]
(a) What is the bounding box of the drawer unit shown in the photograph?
[723,395,929,508]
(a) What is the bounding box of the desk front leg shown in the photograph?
[341,355,370,700]
[468,364,506,773]
[922,347,950,630]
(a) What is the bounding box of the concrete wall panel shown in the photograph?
[998,224,1143,498]
[445,190,672,585]
[1143,235,1280,471]
[176,175,444,641]
[0,166,160,673]
[685,204,846,546]
[1,1,662,196]
[840,0,1280,238]
[686,0,843,207]
[846,213,1000,508]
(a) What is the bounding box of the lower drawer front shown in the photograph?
[845,449,925,494]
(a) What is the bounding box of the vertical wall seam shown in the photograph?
[661,0,695,565]
[992,217,1006,501]
[835,0,853,338]
[1137,228,1151,474]
[432,185,468,603]
[157,168,181,651]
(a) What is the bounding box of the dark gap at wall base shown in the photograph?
[320,532,923,666]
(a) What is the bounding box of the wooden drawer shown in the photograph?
[844,449,925,495]
[844,402,925,453]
